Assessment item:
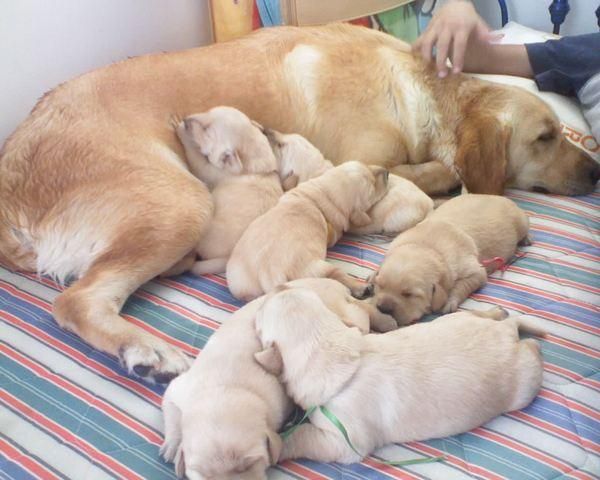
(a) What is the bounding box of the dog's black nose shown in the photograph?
[377,303,394,315]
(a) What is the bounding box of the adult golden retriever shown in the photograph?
[0,24,596,382]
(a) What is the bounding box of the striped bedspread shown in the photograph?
[1,188,598,480]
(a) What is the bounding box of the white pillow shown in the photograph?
[470,22,599,161]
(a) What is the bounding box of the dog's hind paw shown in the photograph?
[352,282,374,300]
[160,438,181,462]
[119,339,192,384]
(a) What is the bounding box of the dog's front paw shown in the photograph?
[369,311,398,333]
[119,339,192,384]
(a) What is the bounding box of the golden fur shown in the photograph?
[0,24,595,380]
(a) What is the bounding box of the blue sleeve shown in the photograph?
[524,33,600,97]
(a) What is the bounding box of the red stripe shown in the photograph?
[580,378,600,390]
[158,279,238,312]
[472,428,575,474]
[509,411,600,454]
[508,193,597,221]
[539,389,600,421]
[529,212,600,235]
[407,442,503,480]
[0,343,162,445]
[531,224,597,246]
[0,310,161,406]
[487,278,598,311]
[0,437,59,479]
[508,265,600,295]
[278,461,330,480]
[544,363,583,381]
[338,239,387,255]
[546,334,599,358]
[0,391,143,480]
[327,252,378,270]
[123,315,200,357]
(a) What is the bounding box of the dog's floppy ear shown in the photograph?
[174,446,185,479]
[431,282,448,312]
[455,113,510,194]
[254,345,283,375]
[266,430,282,465]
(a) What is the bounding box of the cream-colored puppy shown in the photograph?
[264,129,333,189]
[161,297,292,480]
[177,106,276,188]
[254,288,544,464]
[371,194,529,325]
[349,174,434,235]
[226,161,389,301]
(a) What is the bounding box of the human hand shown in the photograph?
[413,0,499,77]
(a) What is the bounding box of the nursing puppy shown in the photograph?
[264,129,333,189]
[226,161,389,301]
[161,297,292,480]
[176,112,334,275]
[371,194,529,325]
[254,288,544,464]
[349,174,434,235]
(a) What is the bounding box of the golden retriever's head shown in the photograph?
[455,86,599,195]
[264,128,333,190]
[369,245,449,325]
[176,405,280,480]
[254,288,362,409]
[177,106,277,175]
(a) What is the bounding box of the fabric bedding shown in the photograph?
[0,188,598,480]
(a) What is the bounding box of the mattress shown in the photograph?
[1,188,598,480]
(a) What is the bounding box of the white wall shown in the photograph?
[0,0,212,144]
[472,0,599,35]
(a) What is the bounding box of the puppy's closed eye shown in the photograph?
[536,132,556,142]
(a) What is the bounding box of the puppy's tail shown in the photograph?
[510,317,547,338]
[191,257,228,276]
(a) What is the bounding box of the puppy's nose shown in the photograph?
[377,303,394,315]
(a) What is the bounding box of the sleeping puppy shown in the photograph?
[176,112,333,275]
[264,128,333,190]
[280,278,398,333]
[371,194,529,325]
[254,288,544,464]
[348,174,434,235]
[161,297,292,480]
[226,161,389,301]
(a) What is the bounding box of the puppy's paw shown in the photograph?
[488,306,509,320]
[160,437,182,462]
[441,298,459,314]
[119,339,192,384]
[352,283,374,300]
[369,311,399,333]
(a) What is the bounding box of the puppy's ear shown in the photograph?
[282,171,299,191]
[215,149,243,174]
[455,113,510,194]
[369,165,390,190]
[266,430,282,465]
[254,345,283,375]
[174,446,185,479]
[350,211,372,227]
[431,282,448,312]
